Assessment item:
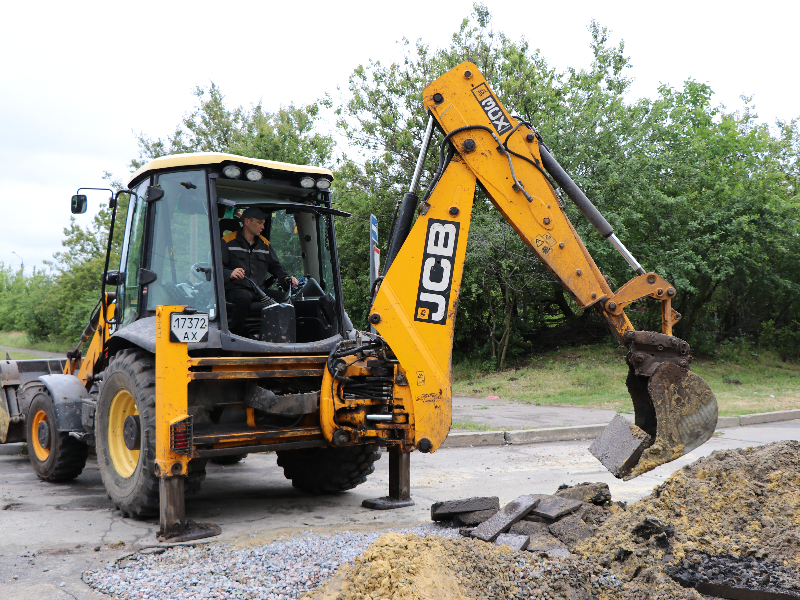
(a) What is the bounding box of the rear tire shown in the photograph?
[277,445,381,494]
[25,390,88,482]
[210,454,247,466]
[96,349,159,518]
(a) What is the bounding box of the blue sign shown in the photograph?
[370,214,379,245]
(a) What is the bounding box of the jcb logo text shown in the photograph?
[415,219,460,325]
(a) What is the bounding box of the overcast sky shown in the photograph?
[2,0,797,274]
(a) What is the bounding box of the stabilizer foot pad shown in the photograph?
[362,496,415,510]
[157,520,221,543]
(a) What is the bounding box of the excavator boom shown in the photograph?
[370,63,717,477]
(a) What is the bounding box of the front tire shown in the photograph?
[96,350,159,518]
[276,445,381,494]
[25,389,88,482]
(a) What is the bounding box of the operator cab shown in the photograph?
[80,152,350,353]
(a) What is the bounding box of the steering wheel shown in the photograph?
[291,275,309,297]
[191,262,212,282]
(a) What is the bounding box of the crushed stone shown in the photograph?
[83,524,459,600]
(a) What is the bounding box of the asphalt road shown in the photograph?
[1,419,798,599]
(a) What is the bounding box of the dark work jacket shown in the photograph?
[221,230,290,291]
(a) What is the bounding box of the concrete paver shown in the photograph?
[471,495,539,542]
[431,496,499,520]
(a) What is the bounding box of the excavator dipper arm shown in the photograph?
[370,63,717,478]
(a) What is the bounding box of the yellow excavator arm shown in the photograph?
[369,63,717,478]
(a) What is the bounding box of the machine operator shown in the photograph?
[221,207,299,337]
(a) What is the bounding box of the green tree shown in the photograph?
[132,83,334,168]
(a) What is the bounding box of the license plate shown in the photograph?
[169,313,209,343]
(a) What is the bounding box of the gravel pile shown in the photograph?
[83,524,458,600]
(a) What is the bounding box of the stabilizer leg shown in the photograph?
[157,476,221,543]
[159,476,185,532]
[362,447,415,510]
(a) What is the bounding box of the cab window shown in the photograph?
[146,171,216,316]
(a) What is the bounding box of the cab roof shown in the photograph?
[127,152,334,187]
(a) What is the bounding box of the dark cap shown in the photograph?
[241,206,268,221]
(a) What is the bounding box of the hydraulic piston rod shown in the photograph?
[539,144,646,276]
[384,114,436,272]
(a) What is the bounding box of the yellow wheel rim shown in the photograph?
[108,390,140,478]
[31,409,50,461]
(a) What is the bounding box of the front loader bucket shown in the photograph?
[590,334,718,479]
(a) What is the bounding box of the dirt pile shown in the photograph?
[578,441,800,575]
[305,532,631,600]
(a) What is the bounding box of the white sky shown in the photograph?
[1,0,797,274]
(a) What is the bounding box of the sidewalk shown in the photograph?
[445,395,800,448]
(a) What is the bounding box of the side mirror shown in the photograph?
[103,270,123,286]
[71,195,88,214]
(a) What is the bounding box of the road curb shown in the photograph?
[440,431,505,448]
[505,425,606,444]
[737,409,800,426]
[0,443,25,456]
[716,416,741,428]
[441,411,800,449]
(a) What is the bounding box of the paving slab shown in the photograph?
[589,413,651,478]
[430,496,499,521]
[532,495,583,519]
[549,514,594,546]
[526,531,569,554]
[554,482,611,505]
[471,494,540,542]
[494,533,529,551]
[522,513,557,524]
[453,508,498,526]
[509,520,548,536]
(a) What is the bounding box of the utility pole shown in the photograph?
[11,251,23,275]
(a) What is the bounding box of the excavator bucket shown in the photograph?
[590,332,718,479]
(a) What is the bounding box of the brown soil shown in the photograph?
[578,441,800,574]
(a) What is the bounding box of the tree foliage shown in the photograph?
[332,3,800,365]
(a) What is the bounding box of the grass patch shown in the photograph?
[453,343,800,417]
[0,331,71,354]
[5,351,42,360]
[450,419,495,432]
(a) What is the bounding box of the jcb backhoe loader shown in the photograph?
[0,63,716,540]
